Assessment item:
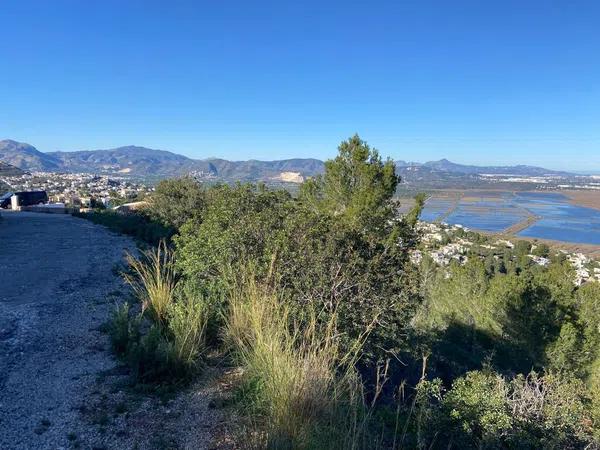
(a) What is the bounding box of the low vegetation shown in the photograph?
[105,134,600,448]
[109,243,207,381]
[73,209,172,245]
[225,273,375,448]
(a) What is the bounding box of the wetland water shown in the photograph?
[421,191,600,245]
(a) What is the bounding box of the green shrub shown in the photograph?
[146,176,206,229]
[108,302,140,355]
[443,371,512,446]
[411,370,596,449]
[176,184,421,369]
[126,324,173,381]
[225,273,376,449]
[511,373,593,448]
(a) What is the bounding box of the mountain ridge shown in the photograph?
[1,140,326,180]
[420,158,574,176]
[0,139,581,180]
[0,140,62,171]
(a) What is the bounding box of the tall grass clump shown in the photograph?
[167,290,208,373]
[225,273,378,449]
[111,241,208,381]
[124,240,178,325]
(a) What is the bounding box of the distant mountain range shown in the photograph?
[0,140,323,182]
[0,139,580,182]
[53,148,324,181]
[418,158,574,177]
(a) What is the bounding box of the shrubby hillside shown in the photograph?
[78,135,600,448]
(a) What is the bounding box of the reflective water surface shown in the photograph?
[421,191,600,245]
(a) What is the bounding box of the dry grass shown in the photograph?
[119,241,207,378]
[563,189,600,211]
[167,290,208,372]
[124,240,178,325]
[225,273,377,449]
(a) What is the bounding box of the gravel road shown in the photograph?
[0,212,229,450]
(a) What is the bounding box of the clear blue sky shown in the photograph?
[1,0,599,170]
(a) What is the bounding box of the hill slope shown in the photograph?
[0,140,62,171]
[198,158,324,181]
[423,158,573,176]
[0,160,25,176]
[48,146,195,176]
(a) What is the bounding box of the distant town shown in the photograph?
[0,170,151,209]
[413,221,600,287]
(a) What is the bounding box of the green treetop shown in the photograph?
[300,134,399,232]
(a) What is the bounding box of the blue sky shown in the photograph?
[1,0,599,170]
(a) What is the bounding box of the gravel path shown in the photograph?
[0,211,229,450]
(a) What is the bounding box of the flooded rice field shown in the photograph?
[421,191,600,245]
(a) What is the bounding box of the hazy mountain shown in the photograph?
[394,160,424,167]
[422,158,574,176]
[396,164,481,186]
[0,140,62,171]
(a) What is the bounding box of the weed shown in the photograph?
[110,242,209,382]
[108,303,140,356]
[124,240,178,325]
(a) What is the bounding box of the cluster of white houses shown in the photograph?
[413,221,600,287]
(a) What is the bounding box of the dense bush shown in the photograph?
[147,176,207,230]
[410,229,600,446]
[413,253,590,380]
[411,370,595,449]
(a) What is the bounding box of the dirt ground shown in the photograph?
[0,211,230,450]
